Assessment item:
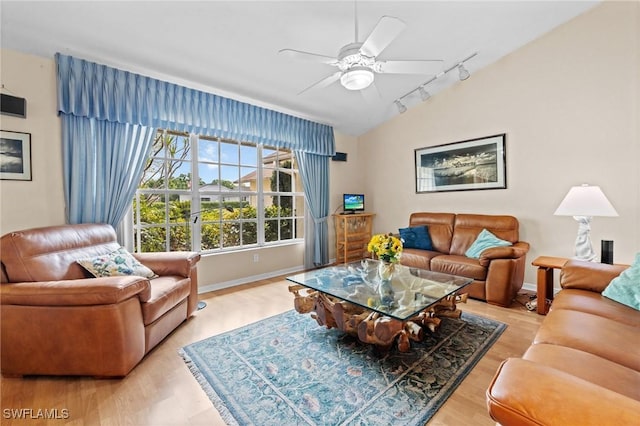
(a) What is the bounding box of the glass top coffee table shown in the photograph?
[287,259,472,352]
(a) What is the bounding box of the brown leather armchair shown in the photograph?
[400,213,530,307]
[0,223,200,377]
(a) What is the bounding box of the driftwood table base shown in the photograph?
[288,285,468,352]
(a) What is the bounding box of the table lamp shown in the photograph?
[554,184,618,261]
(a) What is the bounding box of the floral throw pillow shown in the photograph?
[77,247,156,279]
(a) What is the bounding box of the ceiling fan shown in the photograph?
[279,3,443,99]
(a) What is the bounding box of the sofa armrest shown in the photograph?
[560,259,627,293]
[478,241,530,267]
[487,358,640,426]
[133,251,201,277]
[0,276,151,306]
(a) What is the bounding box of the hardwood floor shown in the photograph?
[1,277,543,425]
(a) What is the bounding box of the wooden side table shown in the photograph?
[531,256,569,315]
[333,213,375,264]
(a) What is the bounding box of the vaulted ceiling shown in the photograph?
[1,1,599,136]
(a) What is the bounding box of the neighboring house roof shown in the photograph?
[236,167,294,184]
[199,183,234,192]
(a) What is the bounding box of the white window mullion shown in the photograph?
[164,152,171,252]
[134,192,141,252]
[257,144,265,246]
[190,133,201,251]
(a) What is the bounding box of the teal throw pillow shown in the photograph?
[77,247,157,279]
[399,226,433,250]
[465,229,512,259]
[602,252,640,311]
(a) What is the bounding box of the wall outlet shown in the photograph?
[253,254,259,262]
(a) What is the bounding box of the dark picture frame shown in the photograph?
[0,130,32,181]
[415,133,506,193]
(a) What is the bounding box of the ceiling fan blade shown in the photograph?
[297,71,341,95]
[360,82,381,103]
[359,16,406,58]
[377,60,444,75]
[279,49,338,65]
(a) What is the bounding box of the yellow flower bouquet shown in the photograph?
[367,233,403,263]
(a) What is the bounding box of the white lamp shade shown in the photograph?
[554,184,618,217]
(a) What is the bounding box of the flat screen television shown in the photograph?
[343,193,365,214]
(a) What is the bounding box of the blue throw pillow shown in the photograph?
[399,226,433,250]
[465,229,512,259]
[602,253,640,311]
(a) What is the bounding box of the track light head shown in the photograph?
[458,64,470,81]
[418,87,431,101]
[394,100,407,113]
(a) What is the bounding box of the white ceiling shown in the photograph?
[1,1,599,136]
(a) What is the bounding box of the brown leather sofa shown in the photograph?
[0,223,201,377]
[486,260,640,425]
[400,213,529,307]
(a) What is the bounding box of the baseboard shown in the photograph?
[521,282,561,295]
[198,264,306,294]
[521,282,536,293]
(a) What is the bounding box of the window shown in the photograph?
[133,130,304,253]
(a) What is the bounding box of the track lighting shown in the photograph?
[458,64,470,81]
[392,52,477,115]
[418,87,431,101]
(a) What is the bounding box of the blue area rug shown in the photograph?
[180,309,506,426]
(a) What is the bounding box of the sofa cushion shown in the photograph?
[77,247,157,279]
[141,276,191,326]
[399,248,441,270]
[560,259,629,293]
[408,212,455,254]
[551,289,640,328]
[430,255,487,280]
[487,358,640,426]
[398,225,433,250]
[1,223,120,282]
[524,344,640,400]
[602,252,640,311]
[450,214,519,256]
[534,309,640,371]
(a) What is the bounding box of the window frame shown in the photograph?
[132,129,305,254]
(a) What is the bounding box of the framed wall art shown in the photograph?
[415,133,506,193]
[0,130,32,181]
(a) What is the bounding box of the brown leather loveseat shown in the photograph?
[400,212,529,307]
[486,260,640,425]
[0,223,201,377]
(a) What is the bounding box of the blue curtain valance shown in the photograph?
[56,53,335,156]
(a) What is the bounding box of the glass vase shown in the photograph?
[377,261,395,306]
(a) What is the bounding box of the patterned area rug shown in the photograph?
[180,309,506,426]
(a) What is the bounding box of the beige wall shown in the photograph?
[0,50,66,232]
[328,132,363,259]
[356,1,640,285]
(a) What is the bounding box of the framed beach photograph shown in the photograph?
[415,134,506,193]
[0,130,32,181]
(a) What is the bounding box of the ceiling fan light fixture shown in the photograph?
[340,67,374,91]
[458,64,470,81]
